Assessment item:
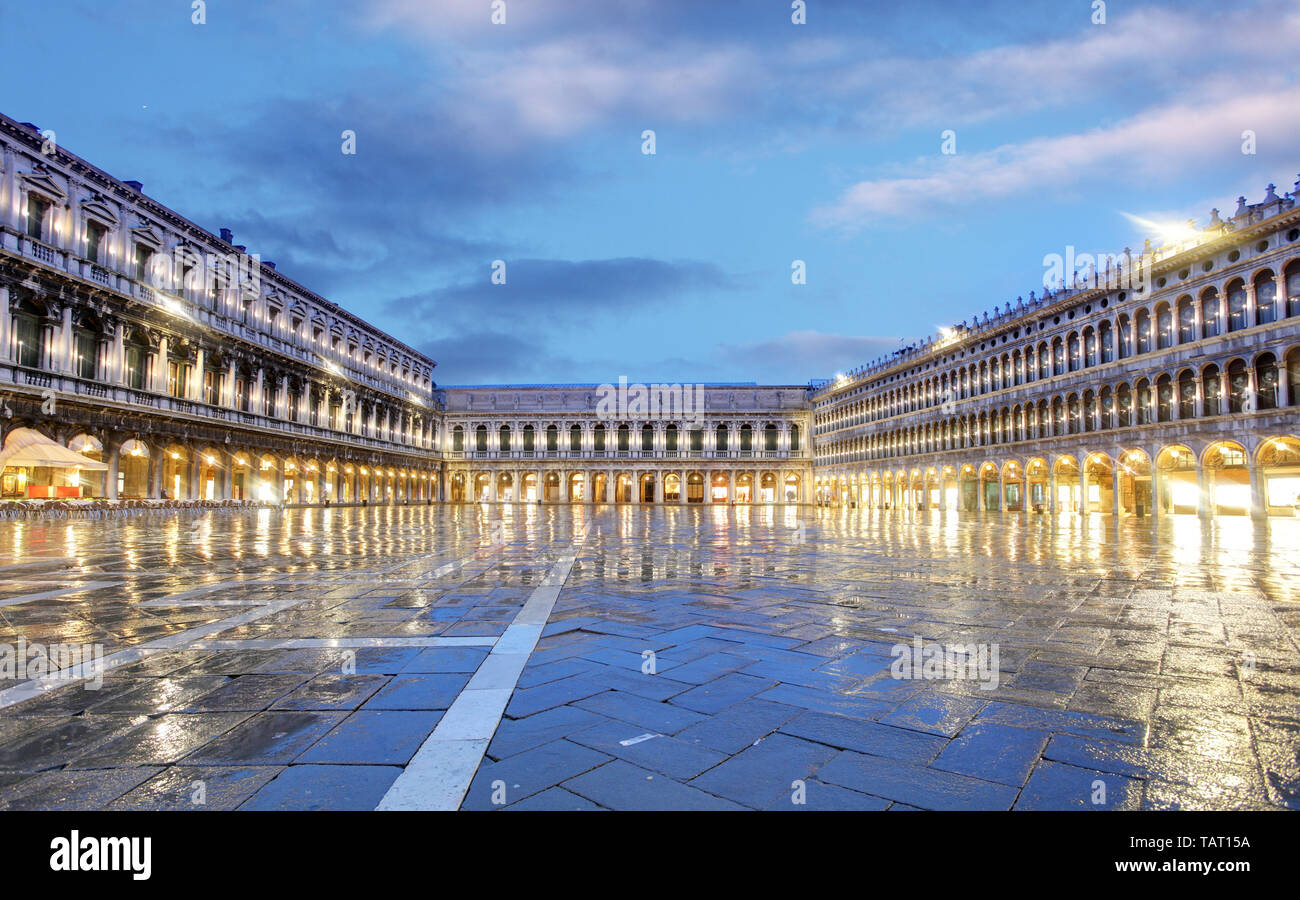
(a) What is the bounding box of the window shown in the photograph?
[1202,291,1221,338]
[1228,283,1246,331]
[569,425,581,453]
[86,221,106,263]
[453,426,464,452]
[203,369,218,405]
[26,195,49,240]
[1255,276,1277,326]
[74,329,96,380]
[126,343,147,390]
[14,311,41,368]
[135,245,152,282]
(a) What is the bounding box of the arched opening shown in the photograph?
[957,464,977,511]
[664,473,681,502]
[567,472,584,502]
[1203,441,1249,515]
[1257,437,1300,516]
[1025,458,1048,512]
[496,471,514,502]
[759,472,777,503]
[592,472,608,502]
[473,472,490,502]
[522,472,539,502]
[615,473,632,503]
[687,472,705,503]
[979,463,999,511]
[161,445,189,500]
[710,472,729,503]
[783,473,800,504]
[1155,445,1197,515]
[118,439,150,498]
[68,434,106,497]
[1083,452,1113,514]
[1001,461,1023,512]
[1255,270,1278,325]
[1255,353,1279,410]
[1052,455,1079,513]
[735,472,753,503]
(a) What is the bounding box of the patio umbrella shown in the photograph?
[0,428,109,470]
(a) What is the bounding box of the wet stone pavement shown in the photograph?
[0,504,1296,810]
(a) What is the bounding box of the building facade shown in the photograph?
[438,384,812,504]
[0,114,441,504]
[810,182,1300,519]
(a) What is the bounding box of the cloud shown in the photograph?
[389,256,735,322]
[810,85,1300,227]
[716,330,900,382]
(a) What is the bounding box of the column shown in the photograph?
[680,469,688,504]
[705,470,714,504]
[222,451,234,500]
[0,286,9,364]
[58,305,73,373]
[1112,465,1121,519]
[1249,460,1267,521]
[105,443,121,500]
[727,470,735,504]
[1196,464,1210,520]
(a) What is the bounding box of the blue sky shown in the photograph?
[4,0,1297,385]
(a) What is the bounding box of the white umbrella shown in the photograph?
[0,428,109,470]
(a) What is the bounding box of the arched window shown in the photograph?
[1177,298,1196,344]
[790,424,801,452]
[1255,272,1277,325]
[1117,317,1132,359]
[1178,370,1196,419]
[1227,359,1249,412]
[593,424,606,452]
[764,423,777,451]
[522,424,535,452]
[617,424,630,452]
[1155,304,1173,349]
[1288,348,1300,406]
[1135,379,1151,425]
[545,424,557,451]
[1256,353,1278,410]
[1287,263,1300,318]
[665,424,678,452]
[475,425,488,452]
[1202,365,1221,416]
[740,424,753,451]
[716,424,728,451]
[1156,375,1173,422]
[1201,289,1221,337]
[1136,309,1152,354]
[452,425,464,452]
[1227,281,1247,331]
[499,425,511,452]
[640,424,653,452]
[569,425,581,453]
[1100,322,1114,363]
[1116,383,1132,427]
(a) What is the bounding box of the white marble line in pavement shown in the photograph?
[185,636,497,650]
[0,549,482,711]
[378,519,591,811]
[0,581,124,609]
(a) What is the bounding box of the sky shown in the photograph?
[3,0,1297,386]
